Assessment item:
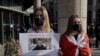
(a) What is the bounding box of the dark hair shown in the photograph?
[65,15,83,35]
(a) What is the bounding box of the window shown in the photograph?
[18,14,24,26]
[3,11,10,24]
[2,0,10,6]
[2,11,11,42]
[12,0,22,6]
[0,0,2,5]
[12,13,18,25]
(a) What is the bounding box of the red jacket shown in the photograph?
[59,33,91,56]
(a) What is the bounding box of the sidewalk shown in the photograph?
[90,37,100,56]
[91,48,100,56]
[0,44,4,56]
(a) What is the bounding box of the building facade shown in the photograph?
[0,0,30,44]
[88,0,100,25]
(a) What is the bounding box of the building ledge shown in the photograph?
[0,6,29,16]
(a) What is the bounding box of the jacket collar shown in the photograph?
[66,33,86,47]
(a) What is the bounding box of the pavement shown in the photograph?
[91,47,100,56]
[90,38,100,56]
[0,44,4,56]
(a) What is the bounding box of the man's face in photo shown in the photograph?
[37,40,43,47]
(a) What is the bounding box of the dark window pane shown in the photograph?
[0,0,2,5]
[2,0,10,6]
[3,11,10,24]
[19,14,24,26]
[13,13,18,25]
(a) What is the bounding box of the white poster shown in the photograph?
[19,33,59,56]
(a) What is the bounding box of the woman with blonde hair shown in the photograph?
[18,6,59,56]
[59,15,91,56]
[27,6,51,33]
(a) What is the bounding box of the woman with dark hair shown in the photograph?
[59,15,91,56]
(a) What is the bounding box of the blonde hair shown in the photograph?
[33,6,51,32]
